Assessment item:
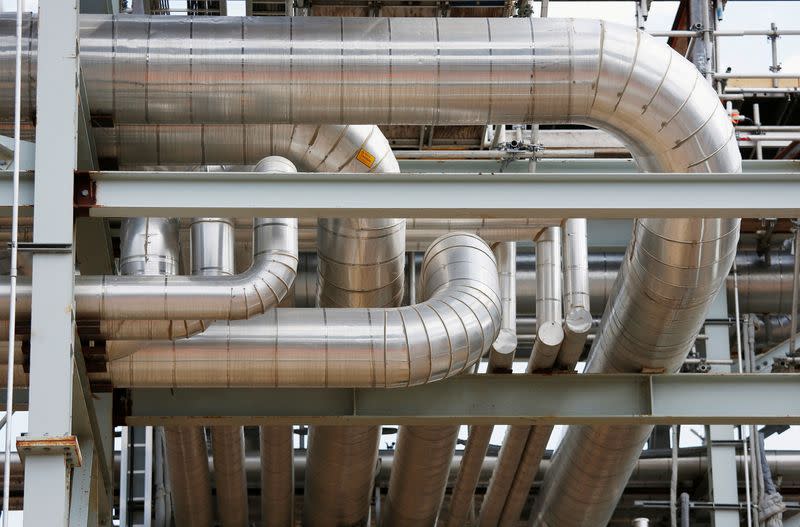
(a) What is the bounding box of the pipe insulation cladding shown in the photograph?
[107,232,501,388]
[0,15,742,527]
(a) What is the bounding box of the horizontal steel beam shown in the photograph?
[0,159,800,216]
[125,373,800,426]
[84,171,800,218]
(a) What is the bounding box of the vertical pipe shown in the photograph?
[529,227,564,370]
[447,242,517,525]
[163,427,213,526]
[260,426,294,527]
[790,224,800,355]
[680,493,690,527]
[670,425,679,527]
[489,242,518,373]
[382,426,460,527]
[2,0,22,523]
[702,0,714,82]
[191,216,249,527]
[558,219,591,369]
[753,104,763,160]
[770,23,780,88]
[124,217,212,527]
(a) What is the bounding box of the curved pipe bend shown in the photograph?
[107,232,501,388]
[0,218,297,322]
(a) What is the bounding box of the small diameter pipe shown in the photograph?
[2,1,22,525]
[680,492,690,527]
[790,223,800,356]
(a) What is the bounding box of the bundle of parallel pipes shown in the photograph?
[0,12,755,527]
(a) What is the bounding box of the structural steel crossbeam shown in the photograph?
[78,170,800,218]
[125,373,800,426]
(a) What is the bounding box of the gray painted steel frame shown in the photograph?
[22,0,81,526]
[704,292,741,527]
[125,373,800,426]
[81,170,800,218]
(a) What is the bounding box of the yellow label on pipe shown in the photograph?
[356,149,375,168]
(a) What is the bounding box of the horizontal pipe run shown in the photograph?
[108,233,501,388]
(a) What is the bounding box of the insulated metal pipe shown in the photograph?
[119,218,180,276]
[0,216,297,323]
[381,425,460,527]
[446,425,494,527]
[529,227,563,371]
[488,242,518,373]
[107,232,501,388]
[0,19,742,525]
[190,218,235,277]
[447,242,517,527]
[268,125,405,527]
[209,426,248,527]
[118,217,214,527]
[163,427,213,527]
[259,426,294,527]
[192,217,249,527]
[304,425,380,527]
[558,218,592,369]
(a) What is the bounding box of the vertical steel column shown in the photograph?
[22,0,80,525]
[704,291,740,527]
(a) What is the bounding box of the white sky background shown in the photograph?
[0,0,797,525]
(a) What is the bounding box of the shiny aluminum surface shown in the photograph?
[107,232,501,388]
[445,424,494,527]
[259,426,294,527]
[243,126,405,526]
[488,242,517,372]
[118,217,213,527]
[529,227,564,371]
[190,218,235,277]
[193,217,249,527]
[77,217,297,321]
[381,425,460,527]
[304,425,380,527]
[119,218,179,276]
[528,18,741,525]
[558,218,592,369]
[0,16,745,525]
[209,426,248,527]
[163,427,213,527]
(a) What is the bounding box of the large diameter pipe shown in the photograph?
[278,125,403,526]
[304,425,380,527]
[0,15,740,134]
[531,220,740,527]
[523,18,740,527]
[209,426,248,527]
[163,427,213,527]
[381,426,460,527]
[107,232,501,387]
[259,426,294,527]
